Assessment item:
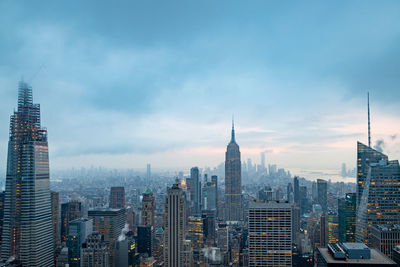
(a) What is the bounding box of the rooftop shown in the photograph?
[318,247,396,265]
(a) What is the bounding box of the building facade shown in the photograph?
[141,189,155,227]
[355,143,400,245]
[61,200,82,242]
[2,81,54,266]
[248,201,292,266]
[164,183,186,267]
[338,193,356,242]
[110,187,125,209]
[225,121,242,221]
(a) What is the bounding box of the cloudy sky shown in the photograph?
[1,1,400,178]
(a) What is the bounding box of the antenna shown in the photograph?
[368,92,371,147]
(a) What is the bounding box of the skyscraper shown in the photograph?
[190,167,201,216]
[61,200,83,242]
[355,146,400,245]
[51,191,60,251]
[338,193,356,242]
[164,183,186,267]
[248,200,293,266]
[110,186,125,209]
[67,218,93,267]
[224,120,242,221]
[2,81,54,266]
[141,188,155,226]
[294,176,300,205]
[146,163,151,179]
[317,179,328,213]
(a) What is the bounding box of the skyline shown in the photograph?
[1,1,400,178]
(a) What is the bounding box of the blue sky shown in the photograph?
[0,1,400,178]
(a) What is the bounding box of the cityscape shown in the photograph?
[1,1,400,267]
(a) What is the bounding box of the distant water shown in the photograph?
[290,168,356,183]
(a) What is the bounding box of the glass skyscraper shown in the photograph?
[1,81,54,266]
[355,142,400,245]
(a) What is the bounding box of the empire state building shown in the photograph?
[224,120,243,221]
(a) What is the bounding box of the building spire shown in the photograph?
[231,115,235,143]
[368,92,371,147]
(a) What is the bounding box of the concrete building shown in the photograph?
[248,200,292,266]
[67,218,93,267]
[141,189,155,227]
[164,183,186,267]
[81,232,109,267]
[110,187,125,209]
[371,224,400,258]
[225,120,242,221]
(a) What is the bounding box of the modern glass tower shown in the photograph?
[355,143,400,245]
[224,120,242,221]
[2,81,54,266]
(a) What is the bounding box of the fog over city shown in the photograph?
[1,1,400,179]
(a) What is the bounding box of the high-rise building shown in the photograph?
[338,193,356,242]
[202,181,217,211]
[287,182,293,203]
[81,232,109,267]
[317,179,328,213]
[188,216,204,265]
[51,191,60,251]
[202,210,216,241]
[164,183,186,267]
[137,225,153,256]
[294,176,300,206]
[224,120,242,221]
[371,224,400,259]
[2,81,54,266]
[190,167,201,216]
[248,201,292,266]
[0,191,4,256]
[141,188,155,226]
[61,200,83,242]
[88,208,125,246]
[211,175,218,217]
[110,187,125,209]
[355,144,400,245]
[146,163,151,179]
[67,218,93,267]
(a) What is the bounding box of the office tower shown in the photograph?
[355,145,400,245]
[110,186,125,209]
[248,201,292,266]
[300,185,308,214]
[294,176,300,205]
[67,218,93,267]
[146,163,151,179]
[202,210,216,241]
[224,120,242,221]
[164,183,186,267]
[126,206,135,230]
[371,224,400,258]
[115,238,137,267]
[202,181,217,211]
[88,208,125,246]
[317,179,328,212]
[320,213,327,247]
[51,191,60,251]
[81,232,109,267]
[316,243,397,266]
[188,216,205,264]
[182,240,194,267]
[338,193,356,242]
[357,142,388,207]
[287,182,293,202]
[211,175,218,217]
[61,200,83,242]
[141,188,155,226]
[56,247,69,267]
[0,191,4,256]
[2,81,54,266]
[328,214,339,244]
[261,152,266,170]
[190,167,201,215]
[312,181,318,202]
[137,225,153,256]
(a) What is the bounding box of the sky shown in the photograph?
[0,1,400,179]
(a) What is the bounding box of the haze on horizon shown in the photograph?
[1,1,400,179]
